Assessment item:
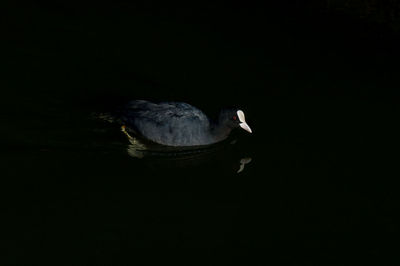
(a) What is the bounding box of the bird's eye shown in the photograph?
[233,116,237,120]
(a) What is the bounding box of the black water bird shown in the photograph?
[102,100,252,147]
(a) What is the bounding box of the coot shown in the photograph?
[106,100,252,147]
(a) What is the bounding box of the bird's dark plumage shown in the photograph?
[102,100,251,147]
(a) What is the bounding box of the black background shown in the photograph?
[2,1,400,264]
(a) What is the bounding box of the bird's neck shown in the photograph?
[210,121,232,142]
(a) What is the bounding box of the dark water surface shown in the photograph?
[2,2,400,264]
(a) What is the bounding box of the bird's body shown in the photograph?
[104,100,252,147]
[119,100,215,146]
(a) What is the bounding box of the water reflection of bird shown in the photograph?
[99,100,252,147]
[124,135,252,174]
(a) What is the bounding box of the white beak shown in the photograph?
[240,122,252,133]
[237,110,252,133]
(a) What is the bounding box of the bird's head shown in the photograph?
[219,109,252,133]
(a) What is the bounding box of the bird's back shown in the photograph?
[119,100,214,146]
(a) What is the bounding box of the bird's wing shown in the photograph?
[121,100,207,124]
[119,101,210,144]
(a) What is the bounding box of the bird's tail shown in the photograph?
[90,111,118,123]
